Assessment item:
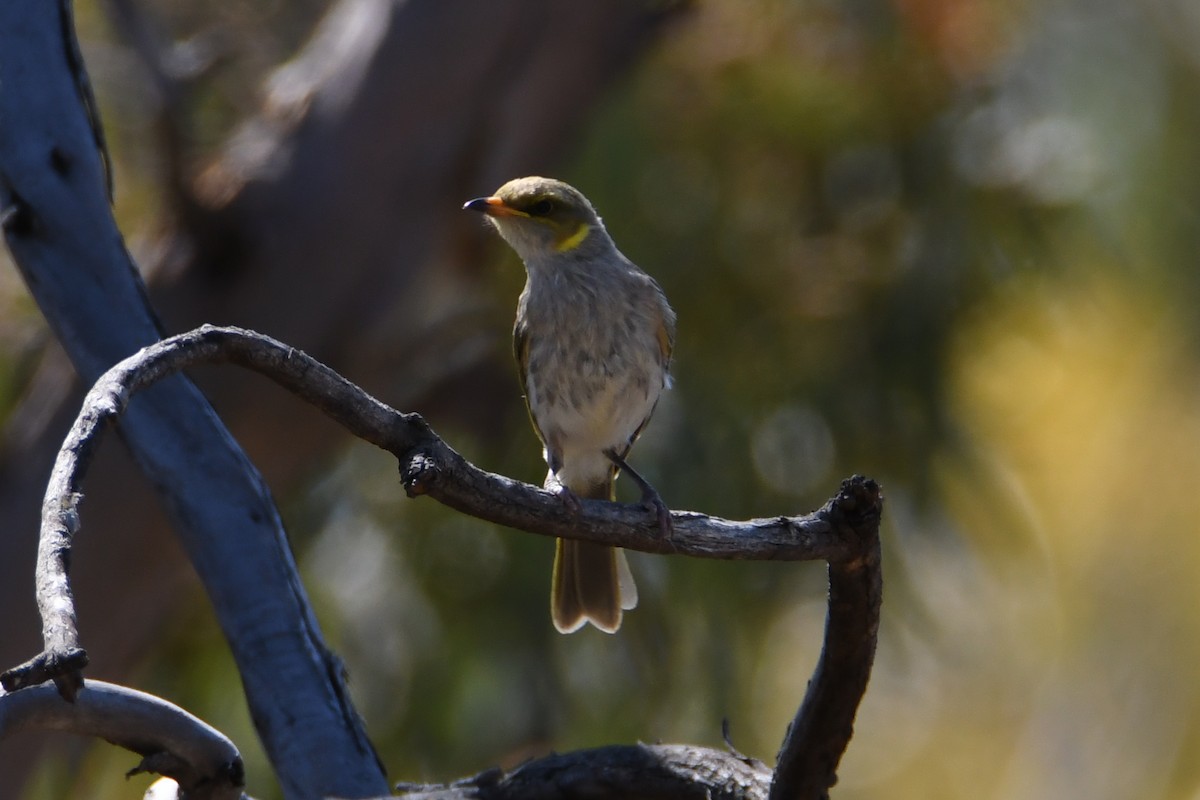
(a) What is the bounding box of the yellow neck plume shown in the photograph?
[555,223,591,253]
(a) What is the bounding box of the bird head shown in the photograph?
[464,176,606,264]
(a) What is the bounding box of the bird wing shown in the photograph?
[512,316,548,448]
[656,314,675,372]
[651,277,676,373]
[613,283,677,461]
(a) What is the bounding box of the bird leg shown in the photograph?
[603,449,672,537]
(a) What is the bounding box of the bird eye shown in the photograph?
[529,199,554,216]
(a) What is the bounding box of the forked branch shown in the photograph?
[0,324,882,799]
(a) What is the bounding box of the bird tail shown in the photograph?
[550,475,638,634]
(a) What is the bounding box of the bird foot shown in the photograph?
[642,486,673,539]
[603,449,673,538]
[546,475,582,515]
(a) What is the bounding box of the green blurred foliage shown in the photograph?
[12,0,1200,797]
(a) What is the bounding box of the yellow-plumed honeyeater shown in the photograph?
[465,176,676,634]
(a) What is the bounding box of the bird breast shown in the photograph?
[520,270,666,480]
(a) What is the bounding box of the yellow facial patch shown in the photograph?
[555,223,591,253]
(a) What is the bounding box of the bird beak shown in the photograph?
[463,196,522,217]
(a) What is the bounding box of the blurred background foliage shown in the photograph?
[6,0,1200,797]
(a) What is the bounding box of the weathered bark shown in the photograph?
[393,744,772,799]
[770,480,883,800]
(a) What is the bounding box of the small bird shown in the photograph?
[465,176,676,634]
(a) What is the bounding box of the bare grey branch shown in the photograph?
[2,323,882,800]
